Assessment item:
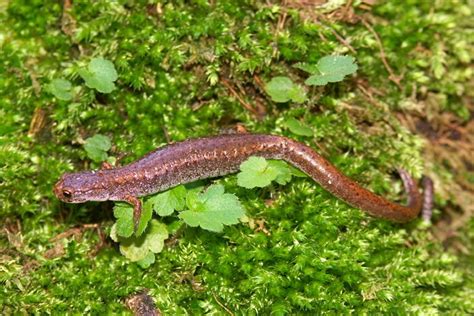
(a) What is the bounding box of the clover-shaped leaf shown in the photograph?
[84,134,111,162]
[78,57,118,93]
[265,76,307,103]
[283,117,314,137]
[303,56,358,86]
[46,78,73,100]
[237,156,307,189]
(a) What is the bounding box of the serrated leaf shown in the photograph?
[265,76,307,103]
[79,57,118,93]
[237,156,279,188]
[148,185,186,216]
[46,78,73,100]
[179,184,245,232]
[283,117,313,137]
[305,55,358,86]
[113,203,134,238]
[84,134,111,162]
[118,220,169,262]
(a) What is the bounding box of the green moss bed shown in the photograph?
[1,0,473,314]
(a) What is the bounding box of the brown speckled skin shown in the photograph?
[54,134,423,223]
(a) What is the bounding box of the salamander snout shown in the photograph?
[53,176,75,202]
[53,171,111,203]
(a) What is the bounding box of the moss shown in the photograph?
[1,0,472,314]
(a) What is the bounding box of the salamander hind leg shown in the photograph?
[124,195,142,233]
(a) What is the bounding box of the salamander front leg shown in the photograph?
[124,195,142,232]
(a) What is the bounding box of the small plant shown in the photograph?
[282,117,314,137]
[98,146,305,265]
[265,55,358,104]
[111,218,168,268]
[46,78,73,101]
[83,134,112,163]
[237,156,305,188]
[46,57,117,102]
[109,183,245,264]
[265,76,307,103]
[81,53,360,266]
[78,57,118,93]
[296,55,358,86]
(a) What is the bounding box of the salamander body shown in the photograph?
[54,134,425,224]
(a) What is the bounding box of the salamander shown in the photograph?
[54,134,430,227]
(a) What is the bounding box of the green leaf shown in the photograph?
[113,203,134,238]
[283,117,313,137]
[305,55,358,86]
[167,220,185,235]
[137,252,155,269]
[265,76,307,103]
[136,200,153,237]
[185,188,204,212]
[109,223,119,242]
[148,185,187,216]
[237,157,307,189]
[146,221,169,253]
[113,200,152,238]
[179,184,245,232]
[268,160,292,185]
[78,57,118,93]
[84,134,111,162]
[117,220,169,262]
[237,156,280,188]
[46,78,73,100]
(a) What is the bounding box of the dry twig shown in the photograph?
[361,18,403,90]
[221,78,261,117]
[212,292,235,316]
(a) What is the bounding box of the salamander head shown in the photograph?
[54,171,111,203]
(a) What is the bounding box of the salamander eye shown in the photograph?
[62,190,72,199]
